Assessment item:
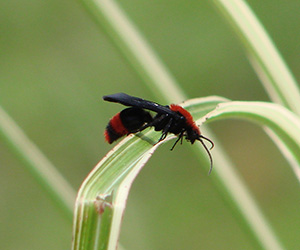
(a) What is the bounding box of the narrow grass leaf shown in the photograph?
[206,101,300,181]
[71,97,226,250]
[212,0,300,114]
[0,106,76,220]
[79,0,287,249]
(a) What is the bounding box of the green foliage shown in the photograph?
[72,97,226,250]
[1,0,299,250]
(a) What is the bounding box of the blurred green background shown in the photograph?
[1,0,300,249]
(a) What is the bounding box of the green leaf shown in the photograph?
[72,97,300,250]
[71,96,227,250]
[0,106,75,220]
[212,0,300,114]
[77,1,290,249]
[206,101,300,181]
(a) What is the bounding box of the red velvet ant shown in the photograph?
[103,93,214,173]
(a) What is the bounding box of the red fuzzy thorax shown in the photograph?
[169,104,200,134]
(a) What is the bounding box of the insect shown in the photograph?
[103,93,214,173]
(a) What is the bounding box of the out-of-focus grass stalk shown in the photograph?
[80,0,184,103]
[0,106,76,220]
[78,0,289,249]
[213,0,300,184]
[212,0,300,114]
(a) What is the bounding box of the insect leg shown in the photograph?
[170,130,184,151]
[133,114,166,133]
[156,117,173,143]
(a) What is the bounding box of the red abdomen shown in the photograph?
[104,113,128,144]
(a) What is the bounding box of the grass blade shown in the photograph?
[80,0,184,102]
[0,106,76,220]
[212,0,300,114]
[72,97,226,250]
[79,0,287,249]
[206,101,300,181]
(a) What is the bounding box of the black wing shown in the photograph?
[103,93,180,117]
